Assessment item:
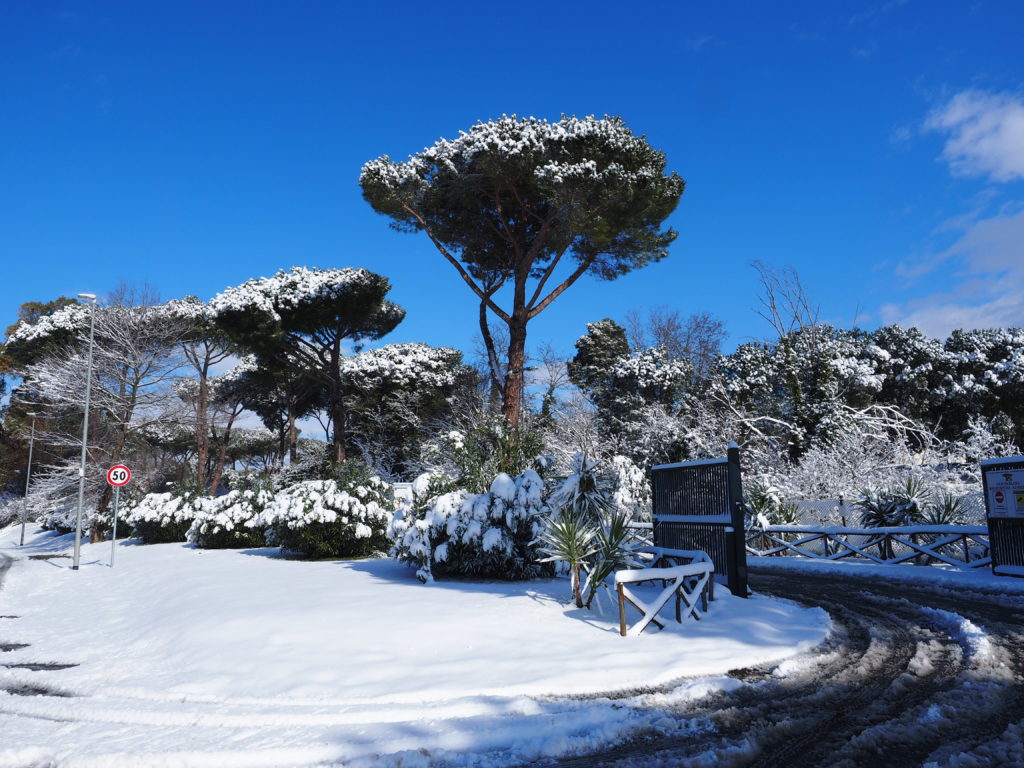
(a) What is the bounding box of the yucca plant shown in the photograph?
[857,477,931,528]
[548,454,615,523]
[921,493,966,526]
[582,510,640,609]
[535,510,599,608]
[775,501,803,526]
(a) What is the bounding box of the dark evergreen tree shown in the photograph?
[361,115,684,430]
[212,267,404,465]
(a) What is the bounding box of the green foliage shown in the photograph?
[432,415,546,494]
[921,493,967,526]
[744,482,801,527]
[856,477,931,528]
[539,456,638,608]
[188,475,274,549]
[535,509,599,607]
[583,511,636,609]
[548,454,615,521]
[361,114,684,426]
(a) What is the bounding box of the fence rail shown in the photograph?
[746,525,991,568]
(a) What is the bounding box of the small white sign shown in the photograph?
[986,469,1024,518]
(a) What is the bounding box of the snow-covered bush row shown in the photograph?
[389,470,553,583]
[123,474,394,557]
[124,492,201,544]
[185,487,274,549]
[255,478,392,558]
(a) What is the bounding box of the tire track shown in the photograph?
[543,568,1024,768]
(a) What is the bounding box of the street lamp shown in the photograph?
[19,412,38,546]
[72,293,98,571]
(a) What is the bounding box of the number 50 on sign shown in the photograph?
[107,465,131,487]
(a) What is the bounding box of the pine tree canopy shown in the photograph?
[360,115,684,290]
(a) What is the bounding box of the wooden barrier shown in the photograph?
[745,525,991,568]
[614,559,714,637]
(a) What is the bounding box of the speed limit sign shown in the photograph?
[106,465,131,487]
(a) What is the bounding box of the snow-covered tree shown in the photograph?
[568,318,693,464]
[15,302,186,537]
[164,296,237,493]
[212,267,405,465]
[341,342,475,478]
[361,114,685,430]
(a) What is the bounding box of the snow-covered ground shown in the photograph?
[0,524,828,767]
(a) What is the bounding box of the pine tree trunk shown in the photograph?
[208,409,239,495]
[329,338,346,465]
[330,396,347,465]
[502,314,528,431]
[288,408,298,464]
[196,372,209,492]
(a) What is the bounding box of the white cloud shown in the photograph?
[925,90,1024,182]
[885,208,1024,337]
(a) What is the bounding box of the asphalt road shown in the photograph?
[546,567,1024,768]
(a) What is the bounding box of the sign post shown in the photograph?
[106,465,131,567]
[980,455,1024,578]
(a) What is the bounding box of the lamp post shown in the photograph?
[72,293,98,571]
[19,412,38,546]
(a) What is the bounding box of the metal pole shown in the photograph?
[73,295,97,571]
[19,413,37,546]
[110,485,119,568]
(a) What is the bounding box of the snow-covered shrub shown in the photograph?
[255,477,391,559]
[39,503,96,535]
[609,455,651,520]
[124,491,201,543]
[186,485,273,549]
[389,470,552,583]
[856,477,931,528]
[419,412,547,494]
[0,494,20,529]
[744,482,802,529]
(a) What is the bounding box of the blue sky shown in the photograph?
[2,0,1023,364]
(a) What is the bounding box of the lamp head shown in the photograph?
[77,293,97,301]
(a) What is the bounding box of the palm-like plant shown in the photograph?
[582,511,640,609]
[535,510,599,608]
[921,493,966,526]
[857,477,931,528]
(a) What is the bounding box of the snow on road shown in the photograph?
[0,527,827,767]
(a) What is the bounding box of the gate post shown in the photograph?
[727,443,749,597]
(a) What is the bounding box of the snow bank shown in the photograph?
[0,526,828,766]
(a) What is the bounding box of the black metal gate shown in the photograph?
[980,455,1024,578]
[651,443,749,597]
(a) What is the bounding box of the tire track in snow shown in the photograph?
[543,568,1024,768]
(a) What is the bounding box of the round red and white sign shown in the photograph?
[106,465,131,487]
[994,490,1005,504]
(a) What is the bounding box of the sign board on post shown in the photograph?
[980,456,1024,578]
[106,465,131,567]
[107,465,131,487]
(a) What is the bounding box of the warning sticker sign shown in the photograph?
[986,469,1024,518]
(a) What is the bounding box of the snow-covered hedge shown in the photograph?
[186,487,274,549]
[124,492,200,544]
[389,470,553,583]
[254,478,391,558]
